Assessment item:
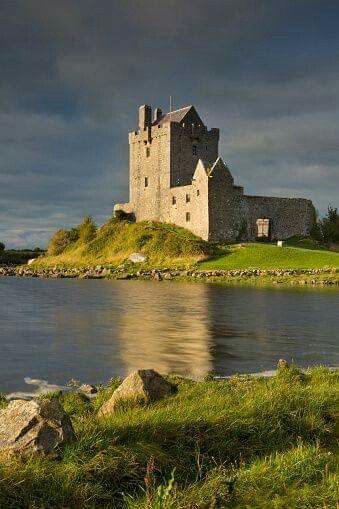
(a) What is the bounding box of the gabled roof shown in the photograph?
[208,157,234,183]
[193,159,209,180]
[152,105,204,126]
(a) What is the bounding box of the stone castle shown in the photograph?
[115,104,315,241]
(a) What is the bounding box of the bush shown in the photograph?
[47,229,76,256]
[78,216,97,243]
[320,205,339,243]
[0,242,5,252]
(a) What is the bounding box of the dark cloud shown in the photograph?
[0,0,338,246]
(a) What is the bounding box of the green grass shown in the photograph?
[0,366,338,508]
[199,243,339,270]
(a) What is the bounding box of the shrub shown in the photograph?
[320,205,339,243]
[0,242,5,252]
[47,229,75,256]
[78,216,97,243]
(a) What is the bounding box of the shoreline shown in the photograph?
[1,264,339,288]
[4,365,339,401]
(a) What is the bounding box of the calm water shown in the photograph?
[0,277,338,393]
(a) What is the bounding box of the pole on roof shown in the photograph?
[169,95,172,120]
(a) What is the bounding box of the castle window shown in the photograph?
[192,145,197,155]
[172,196,176,205]
[197,189,200,196]
[144,177,148,187]
[186,194,190,203]
[146,147,150,157]
[186,212,190,222]
[205,145,208,151]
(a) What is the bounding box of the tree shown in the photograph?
[0,242,5,252]
[320,205,339,243]
[78,216,97,243]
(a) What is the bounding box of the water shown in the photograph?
[0,277,338,393]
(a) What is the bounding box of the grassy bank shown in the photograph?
[0,366,337,508]
[35,220,213,269]
[27,219,339,287]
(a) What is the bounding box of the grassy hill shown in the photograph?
[35,218,339,271]
[36,219,214,269]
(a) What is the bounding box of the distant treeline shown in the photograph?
[0,248,45,266]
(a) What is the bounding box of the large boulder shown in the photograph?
[0,398,75,455]
[98,369,174,417]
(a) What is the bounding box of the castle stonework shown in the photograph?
[115,104,315,241]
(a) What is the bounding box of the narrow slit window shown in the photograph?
[144,177,148,187]
[146,147,150,157]
[172,196,176,205]
[186,212,190,222]
[186,194,190,203]
[197,189,200,196]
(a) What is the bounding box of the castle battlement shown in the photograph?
[115,104,315,241]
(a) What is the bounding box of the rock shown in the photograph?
[128,252,148,263]
[152,270,163,281]
[79,384,97,395]
[0,398,75,455]
[27,258,37,265]
[66,378,81,387]
[98,369,174,417]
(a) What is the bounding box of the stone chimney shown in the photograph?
[139,105,152,131]
[153,107,162,122]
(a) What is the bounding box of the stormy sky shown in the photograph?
[1,1,338,247]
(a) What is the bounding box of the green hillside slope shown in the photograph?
[199,242,339,270]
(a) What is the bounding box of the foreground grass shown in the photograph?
[199,243,339,271]
[0,366,338,508]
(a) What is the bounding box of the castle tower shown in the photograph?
[125,104,219,222]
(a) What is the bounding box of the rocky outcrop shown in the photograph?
[0,398,75,455]
[98,369,174,416]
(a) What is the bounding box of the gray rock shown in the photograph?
[79,384,97,394]
[98,369,174,417]
[0,398,75,455]
[128,252,148,263]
